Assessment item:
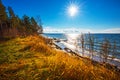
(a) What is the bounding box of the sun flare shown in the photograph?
[66,1,80,17]
[68,5,78,17]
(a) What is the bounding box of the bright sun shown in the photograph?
[68,5,78,17]
[66,1,80,17]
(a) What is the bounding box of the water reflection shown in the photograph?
[65,33,80,51]
[65,33,80,44]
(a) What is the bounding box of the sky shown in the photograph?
[2,0,120,33]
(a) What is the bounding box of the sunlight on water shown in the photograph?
[65,33,80,51]
[65,33,80,44]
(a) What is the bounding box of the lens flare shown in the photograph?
[68,4,78,17]
[66,1,81,17]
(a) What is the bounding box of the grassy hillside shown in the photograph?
[0,35,119,80]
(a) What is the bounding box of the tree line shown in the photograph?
[0,0,43,39]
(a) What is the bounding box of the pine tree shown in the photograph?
[35,16,43,33]
[31,17,37,26]
[8,6,16,27]
[8,6,15,18]
[0,0,7,21]
[22,15,32,35]
[23,15,30,26]
[31,17,40,32]
[0,0,43,37]
[30,17,37,32]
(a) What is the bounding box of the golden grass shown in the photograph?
[0,35,119,80]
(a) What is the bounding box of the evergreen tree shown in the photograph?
[0,0,43,37]
[8,6,15,18]
[23,15,31,26]
[35,16,43,33]
[31,17,37,26]
[0,0,7,21]
[30,17,38,32]
[8,6,16,27]
[22,15,33,34]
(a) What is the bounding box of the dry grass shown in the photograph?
[0,35,119,80]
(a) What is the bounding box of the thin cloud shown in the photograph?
[103,28,120,33]
[43,27,92,33]
[43,26,120,33]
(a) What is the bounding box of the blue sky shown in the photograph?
[2,0,120,33]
